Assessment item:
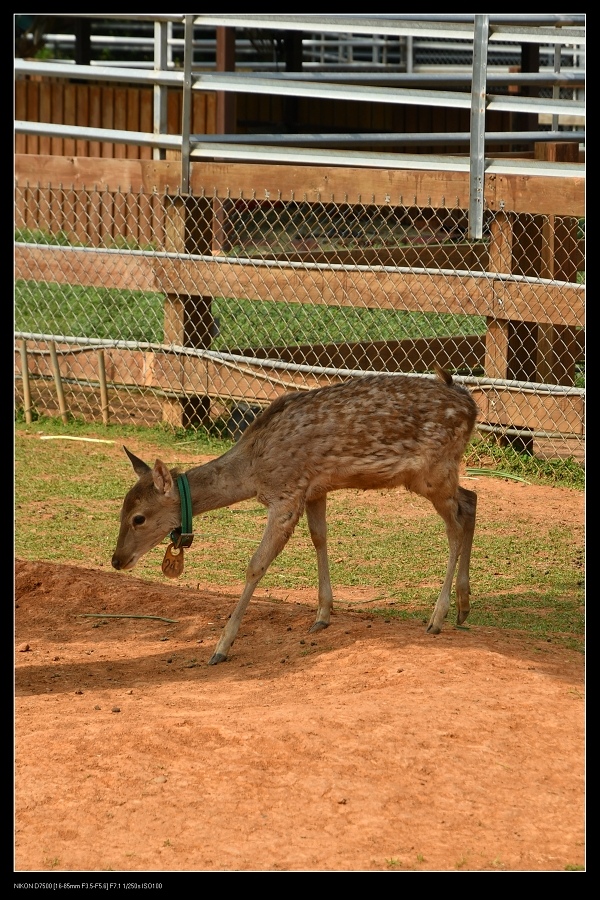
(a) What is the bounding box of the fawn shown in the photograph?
[112,367,478,664]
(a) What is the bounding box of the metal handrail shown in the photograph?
[14,14,585,235]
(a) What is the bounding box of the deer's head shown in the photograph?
[111,447,181,571]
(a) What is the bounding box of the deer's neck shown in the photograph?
[185,447,256,515]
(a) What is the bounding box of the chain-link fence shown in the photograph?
[14,182,584,474]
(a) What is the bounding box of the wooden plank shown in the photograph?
[63,84,76,158]
[14,243,583,330]
[14,245,156,292]
[75,85,89,158]
[126,88,141,161]
[485,210,512,379]
[39,81,52,157]
[493,280,584,328]
[206,92,217,135]
[484,319,510,380]
[263,242,489,270]
[192,91,207,136]
[88,188,102,248]
[472,387,584,434]
[26,81,40,156]
[152,256,491,315]
[100,184,114,246]
[88,85,102,158]
[14,156,585,217]
[114,88,128,160]
[486,173,583,217]
[50,84,64,157]
[101,87,115,159]
[237,336,486,373]
[139,86,153,162]
[187,163,474,208]
[15,81,27,155]
[151,192,166,251]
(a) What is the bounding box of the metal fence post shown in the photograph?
[153,20,169,162]
[468,14,489,241]
[181,14,194,194]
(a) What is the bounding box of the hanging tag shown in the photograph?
[162,542,185,578]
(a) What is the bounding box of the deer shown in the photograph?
[111,367,478,665]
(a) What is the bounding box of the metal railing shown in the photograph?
[15,14,585,240]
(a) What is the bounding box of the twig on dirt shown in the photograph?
[40,436,115,444]
[77,613,179,623]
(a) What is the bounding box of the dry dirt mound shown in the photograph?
[15,556,584,872]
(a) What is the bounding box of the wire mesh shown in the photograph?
[14,183,584,474]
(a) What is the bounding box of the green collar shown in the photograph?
[169,473,194,549]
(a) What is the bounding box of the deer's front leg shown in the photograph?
[208,502,301,665]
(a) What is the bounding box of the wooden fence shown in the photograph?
[15,154,585,456]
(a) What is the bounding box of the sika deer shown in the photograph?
[111,367,478,665]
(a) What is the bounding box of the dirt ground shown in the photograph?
[14,477,585,874]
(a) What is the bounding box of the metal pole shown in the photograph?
[97,349,110,426]
[469,14,489,240]
[406,35,413,73]
[49,342,69,424]
[552,43,561,132]
[181,14,194,193]
[19,339,33,425]
[153,21,169,161]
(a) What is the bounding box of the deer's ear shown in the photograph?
[152,459,177,497]
[123,445,151,478]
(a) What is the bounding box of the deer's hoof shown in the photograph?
[309,621,330,633]
[456,608,470,625]
[426,622,441,635]
[208,652,227,666]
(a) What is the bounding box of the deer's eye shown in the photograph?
[132,514,146,527]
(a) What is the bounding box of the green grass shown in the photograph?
[14,280,165,343]
[465,435,585,490]
[14,279,486,349]
[14,418,584,652]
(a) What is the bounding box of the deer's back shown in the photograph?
[239,374,478,498]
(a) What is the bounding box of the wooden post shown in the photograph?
[520,43,540,134]
[19,339,33,424]
[485,210,512,379]
[73,18,92,67]
[49,341,69,424]
[162,196,216,427]
[283,30,303,131]
[97,349,110,426]
[531,143,581,386]
[216,27,236,136]
[486,144,582,387]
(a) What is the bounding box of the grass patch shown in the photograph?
[466,434,585,489]
[15,279,486,349]
[14,280,165,343]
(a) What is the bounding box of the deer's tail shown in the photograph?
[433,363,453,386]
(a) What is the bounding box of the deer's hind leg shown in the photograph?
[306,495,334,632]
[454,486,477,625]
[426,484,476,635]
